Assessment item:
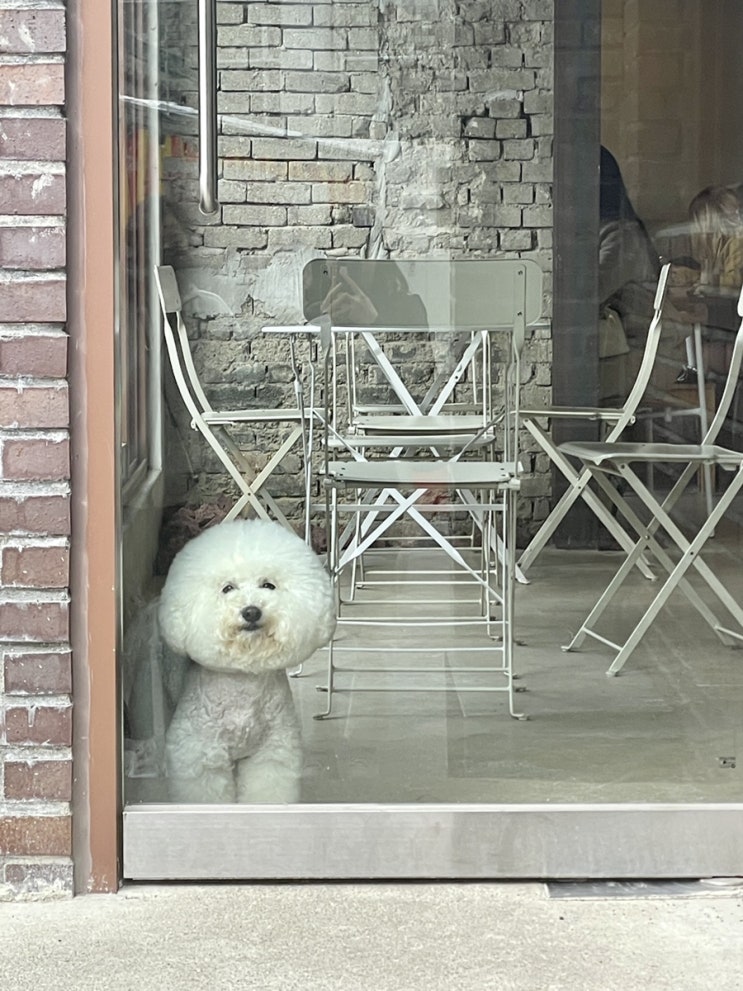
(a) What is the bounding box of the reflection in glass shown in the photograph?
[119,1,743,812]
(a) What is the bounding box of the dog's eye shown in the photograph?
[261,580,276,591]
[221,583,236,594]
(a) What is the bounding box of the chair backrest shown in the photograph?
[154,264,262,495]
[303,257,543,333]
[702,280,743,445]
[154,265,215,416]
[605,261,671,441]
[307,259,543,470]
[154,265,208,423]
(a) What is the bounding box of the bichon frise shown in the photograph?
[158,519,336,804]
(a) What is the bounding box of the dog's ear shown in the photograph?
[158,594,190,657]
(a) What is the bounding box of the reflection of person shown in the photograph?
[597,148,699,397]
[597,148,662,400]
[666,186,743,336]
[688,185,743,291]
[598,146,660,307]
[303,260,428,327]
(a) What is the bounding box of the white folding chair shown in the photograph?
[560,283,743,675]
[154,265,313,537]
[314,259,543,721]
[517,263,672,578]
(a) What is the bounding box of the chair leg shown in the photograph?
[315,484,341,720]
[504,486,526,719]
[564,465,734,650]
[517,418,655,579]
[563,463,743,674]
[605,465,743,675]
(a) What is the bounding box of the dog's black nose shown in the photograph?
[241,605,262,627]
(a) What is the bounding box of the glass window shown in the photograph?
[118,1,743,818]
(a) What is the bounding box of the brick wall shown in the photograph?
[157,0,555,535]
[0,4,72,899]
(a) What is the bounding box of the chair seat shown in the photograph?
[560,440,743,469]
[328,430,495,450]
[353,414,491,434]
[521,404,626,422]
[353,402,480,415]
[326,458,520,488]
[202,408,308,425]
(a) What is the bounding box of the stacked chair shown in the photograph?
[309,258,543,720]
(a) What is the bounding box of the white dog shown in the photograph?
[158,519,336,804]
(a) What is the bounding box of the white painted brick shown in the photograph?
[286,116,354,138]
[217,25,282,47]
[283,27,348,50]
[288,161,353,182]
[220,69,281,92]
[203,227,269,249]
[315,92,380,115]
[249,92,315,114]
[223,160,288,181]
[313,6,376,27]
[222,204,288,226]
[267,227,332,249]
[287,204,333,225]
[217,180,247,203]
[248,49,315,70]
[246,182,311,205]
[246,4,313,27]
[283,71,350,94]
[251,137,317,160]
[311,182,368,204]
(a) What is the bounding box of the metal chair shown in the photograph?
[560,282,743,675]
[517,263,672,577]
[154,265,313,537]
[314,258,543,721]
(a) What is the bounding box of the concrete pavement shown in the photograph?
[1,880,742,989]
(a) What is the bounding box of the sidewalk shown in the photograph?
[1,880,742,990]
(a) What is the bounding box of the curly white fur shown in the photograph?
[158,519,336,804]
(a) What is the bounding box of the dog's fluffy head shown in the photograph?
[158,519,336,673]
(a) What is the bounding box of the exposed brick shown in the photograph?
[0,816,71,856]
[0,281,66,323]
[0,64,65,106]
[0,386,68,429]
[5,704,72,745]
[0,495,70,535]
[0,10,66,54]
[0,227,66,270]
[0,117,65,160]
[0,601,69,642]
[2,437,69,480]
[4,651,72,694]
[1,545,69,588]
[0,334,67,378]
[0,174,66,216]
[4,760,72,801]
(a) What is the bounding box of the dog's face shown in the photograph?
[158,520,336,673]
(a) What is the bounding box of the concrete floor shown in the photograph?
[295,514,743,806]
[125,503,743,809]
[2,880,743,990]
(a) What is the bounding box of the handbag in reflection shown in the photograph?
[157,519,336,803]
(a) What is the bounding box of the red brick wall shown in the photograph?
[0,5,73,899]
